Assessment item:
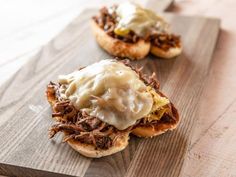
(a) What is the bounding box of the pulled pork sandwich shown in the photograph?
[91,2,182,60]
[46,59,179,158]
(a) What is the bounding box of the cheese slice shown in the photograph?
[114,2,168,37]
[58,59,153,130]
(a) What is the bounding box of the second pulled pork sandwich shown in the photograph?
[91,2,182,60]
[46,59,179,158]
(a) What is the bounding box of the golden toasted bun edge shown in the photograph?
[150,45,182,59]
[67,133,129,158]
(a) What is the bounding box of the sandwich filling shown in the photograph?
[58,60,153,130]
[92,2,181,50]
[47,60,177,150]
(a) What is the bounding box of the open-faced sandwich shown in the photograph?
[91,2,182,60]
[46,59,179,158]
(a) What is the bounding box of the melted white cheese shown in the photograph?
[58,60,153,130]
[114,2,168,37]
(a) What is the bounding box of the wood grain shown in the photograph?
[0,9,220,177]
[169,1,236,176]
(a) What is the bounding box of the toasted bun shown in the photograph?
[132,104,180,138]
[91,20,150,60]
[150,45,182,59]
[132,120,178,138]
[67,133,129,158]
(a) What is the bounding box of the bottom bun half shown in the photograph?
[132,104,180,138]
[150,45,182,59]
[67,133,130,158]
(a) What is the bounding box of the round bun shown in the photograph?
[91,20,150,60]
[132,104,180,138]
[67,133,130,158]
[150,45,182,59]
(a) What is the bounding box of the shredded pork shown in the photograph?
[150,33,181,51]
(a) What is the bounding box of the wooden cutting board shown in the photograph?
[0,9,220,177]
